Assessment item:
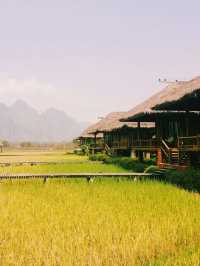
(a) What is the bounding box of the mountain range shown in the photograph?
[0,100,89,143]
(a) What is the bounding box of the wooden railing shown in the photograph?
[161,139,171,161]
[110,138,161,151]
[0,172,161,183]
[178,135,200,151]
[104,144,113,156]
[110,135,200,152]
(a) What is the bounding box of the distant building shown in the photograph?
[87,112,154,157]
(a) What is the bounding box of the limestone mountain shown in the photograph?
[0,100,88,142]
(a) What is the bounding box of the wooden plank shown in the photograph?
[0,172,158,180]
[0,161,102,166]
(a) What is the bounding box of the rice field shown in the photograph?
[0,151,200,265]
[0,151,86,163]
[0,151,126,175]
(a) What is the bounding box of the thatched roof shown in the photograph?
[129,110,200,122]
[87,112,154,134]
[122,76,200,121]
[79,124,103,139]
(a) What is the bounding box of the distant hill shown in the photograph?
[0,100,89,143]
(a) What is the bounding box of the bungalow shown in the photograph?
[121,76,200,167]
[88,112,155,158]
[76,125,104,154]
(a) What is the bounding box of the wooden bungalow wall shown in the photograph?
[156,115,200,141]
[104,127,155,149]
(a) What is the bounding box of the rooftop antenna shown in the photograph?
[158,78,185,84]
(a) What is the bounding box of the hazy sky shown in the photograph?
[0,0,200,122]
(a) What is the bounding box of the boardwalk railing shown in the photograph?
[0,172,159,183]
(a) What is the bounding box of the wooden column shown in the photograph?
[185,112,189,137]
[155,119,160,139]
[94,133,97,147]
[145,152,151,160]
[137,122,143,162]
[156,149,163,166]
[131,149,136,159]
[137,122,141,140]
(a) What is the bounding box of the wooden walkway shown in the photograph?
[0,161,101,167]
[0,172,158,182]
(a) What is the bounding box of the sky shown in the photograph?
[0,0,200,122]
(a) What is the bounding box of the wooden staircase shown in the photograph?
[104,144,113,156]
[170,148,179,164]
[161,139,189,168]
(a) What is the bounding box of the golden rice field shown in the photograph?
[0,151,200,265]
[0,151,86,163]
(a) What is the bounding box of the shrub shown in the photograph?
[74,148,84,155]
[143,158,156,166]
[105,157,146,173]
[144,165,159,173]
[89,153,109,162]
[89,155,154,173]
[164,168,200,192]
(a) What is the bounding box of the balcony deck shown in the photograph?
[110,136,200,153]
[110,138,160,151]
[178,136,200,152]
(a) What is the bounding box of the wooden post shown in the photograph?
[185,113,189,137]
[137,122,141,142]
[94,133,97,147]
[86,176,91,182]
[156,149,163,166]
[87,176,95,183]
[43,177,47,184]
[131,149,136,159]
[145,152,151,160]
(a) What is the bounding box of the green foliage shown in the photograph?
[164,168,200,192]
[2,140,10,147]
[89,153,109,162]
[113,157,145,172]
[74,148,85,155]
[144,165,159,173]
[89,154,153,173]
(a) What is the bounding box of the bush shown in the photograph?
[89,153,109,162]
[89,154,200,192]
[105,157,146,173]
[89,154,155,173]
[144,165,159,173]
[164,168,200,192]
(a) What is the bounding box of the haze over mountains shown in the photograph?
[0,100,89,143]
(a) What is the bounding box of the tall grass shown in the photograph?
[0,151,128,174]
[0,180,200,265]
[0,151,87,163]
[0,152,200,265]
[0,162,126,174]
